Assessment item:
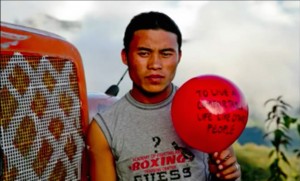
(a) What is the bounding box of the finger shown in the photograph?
[221,163,241,180]
[217,156,236,171]
[211,146,236,165]
[216,163,241,180]
[221,171,241,180]
[212,147,233,163]
[209,152,219,164]
[219,147,235,161]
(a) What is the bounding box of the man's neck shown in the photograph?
[130,84,173,104]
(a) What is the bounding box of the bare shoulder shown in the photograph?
[87,119,110,151]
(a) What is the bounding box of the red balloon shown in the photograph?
[171,75,248,153]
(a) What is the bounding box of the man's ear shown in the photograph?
[121,49,128,65]
[178,50,182,64]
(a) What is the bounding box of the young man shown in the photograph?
[87,11,241,181]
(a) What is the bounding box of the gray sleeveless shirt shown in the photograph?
[94,85,211,181]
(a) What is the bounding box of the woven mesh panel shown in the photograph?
[0,52,83,180]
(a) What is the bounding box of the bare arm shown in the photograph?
[86,119,117,181]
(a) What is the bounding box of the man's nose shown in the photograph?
[148,54,162,69]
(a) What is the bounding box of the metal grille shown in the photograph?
[0,52,84,180]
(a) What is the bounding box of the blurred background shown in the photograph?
[2,1,299,180]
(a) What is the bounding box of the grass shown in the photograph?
[233,142,300,181]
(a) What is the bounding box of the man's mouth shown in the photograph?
[146,74,164,83]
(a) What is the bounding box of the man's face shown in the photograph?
[123,29,181,94]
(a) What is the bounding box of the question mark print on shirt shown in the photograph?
[152,136,161,153]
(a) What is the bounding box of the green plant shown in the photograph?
[293,123,300,181]
[293,123,300,158]
[264,96,299,181]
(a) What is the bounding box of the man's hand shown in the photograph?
[208,146,241,180]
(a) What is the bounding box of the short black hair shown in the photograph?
[123,11,182,53]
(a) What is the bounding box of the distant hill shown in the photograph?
[238,127,270,146]
[238,127,299,151]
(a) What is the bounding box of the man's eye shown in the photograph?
[138,52,149,57]
[162,52,173,57]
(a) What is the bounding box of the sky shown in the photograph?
[1,1,299,128]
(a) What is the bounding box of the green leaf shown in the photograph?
[280,151,290,166]
[272,105,277,113]
[274,129,291,141]
[279,125,288,132]
[283,115,291,128]
[281,139,291,149]
[265,112,273,122]
[274,129,284,142]
[273,158,279,165]
[271,140,279,148]
[264,131,274,138]
[289,117,297,123]
[264,98,278,106]
[282,133,292,141]
[279,168,288,179]
[279,99,292,108]
[268,150,275,158]
[283,115,298,129]
[276,117,280,125]
[280,105,288,111]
